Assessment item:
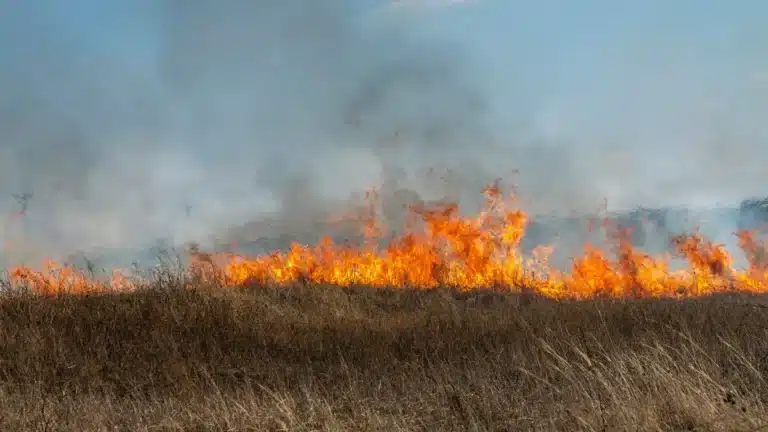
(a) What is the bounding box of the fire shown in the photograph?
[6,181,768,299]
[9,259,134,295]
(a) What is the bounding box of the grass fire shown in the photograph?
[2,184,768,430]
[0,183,768,431]
[6,181,768,299]
[3,1,768,428]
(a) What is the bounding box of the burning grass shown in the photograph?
[3,181,768,429]
[6,181,768,298]
[1,283,768,430]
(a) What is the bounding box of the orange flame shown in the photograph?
[9,259,134,295]
[6,182,768,299]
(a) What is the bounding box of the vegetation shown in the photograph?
[1,280,768,431]
[4,184,768,430]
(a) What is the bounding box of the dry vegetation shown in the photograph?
[1,278,768,431]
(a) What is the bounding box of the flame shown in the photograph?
[6,181,768,299]
[9,259,134,295]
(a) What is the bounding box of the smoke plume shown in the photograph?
[0,1,766,268]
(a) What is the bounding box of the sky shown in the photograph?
[0,0,767,262]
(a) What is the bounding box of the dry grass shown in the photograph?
[2,279,768,431]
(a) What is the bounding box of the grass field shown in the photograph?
[3,186,768,430]
[1,280,768,431]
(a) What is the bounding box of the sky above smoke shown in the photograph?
[0,0,766,264]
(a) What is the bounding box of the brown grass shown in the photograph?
[2,279,768,431]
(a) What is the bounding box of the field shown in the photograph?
[4,185,768,430]
[1,282,768,431]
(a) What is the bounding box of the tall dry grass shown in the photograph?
[1,276,768,431]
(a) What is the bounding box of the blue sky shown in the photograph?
[41,0,767,100]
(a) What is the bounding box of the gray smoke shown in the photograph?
[0,1,766,270]
[0,1,511,268]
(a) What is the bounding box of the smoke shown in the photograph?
[0,1,766,268]
[0,0,509,267]
[0,2,165,265]
[155,0,504,249]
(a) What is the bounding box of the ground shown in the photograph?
[1,283,767,431]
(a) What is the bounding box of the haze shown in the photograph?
[0,0,766,266]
